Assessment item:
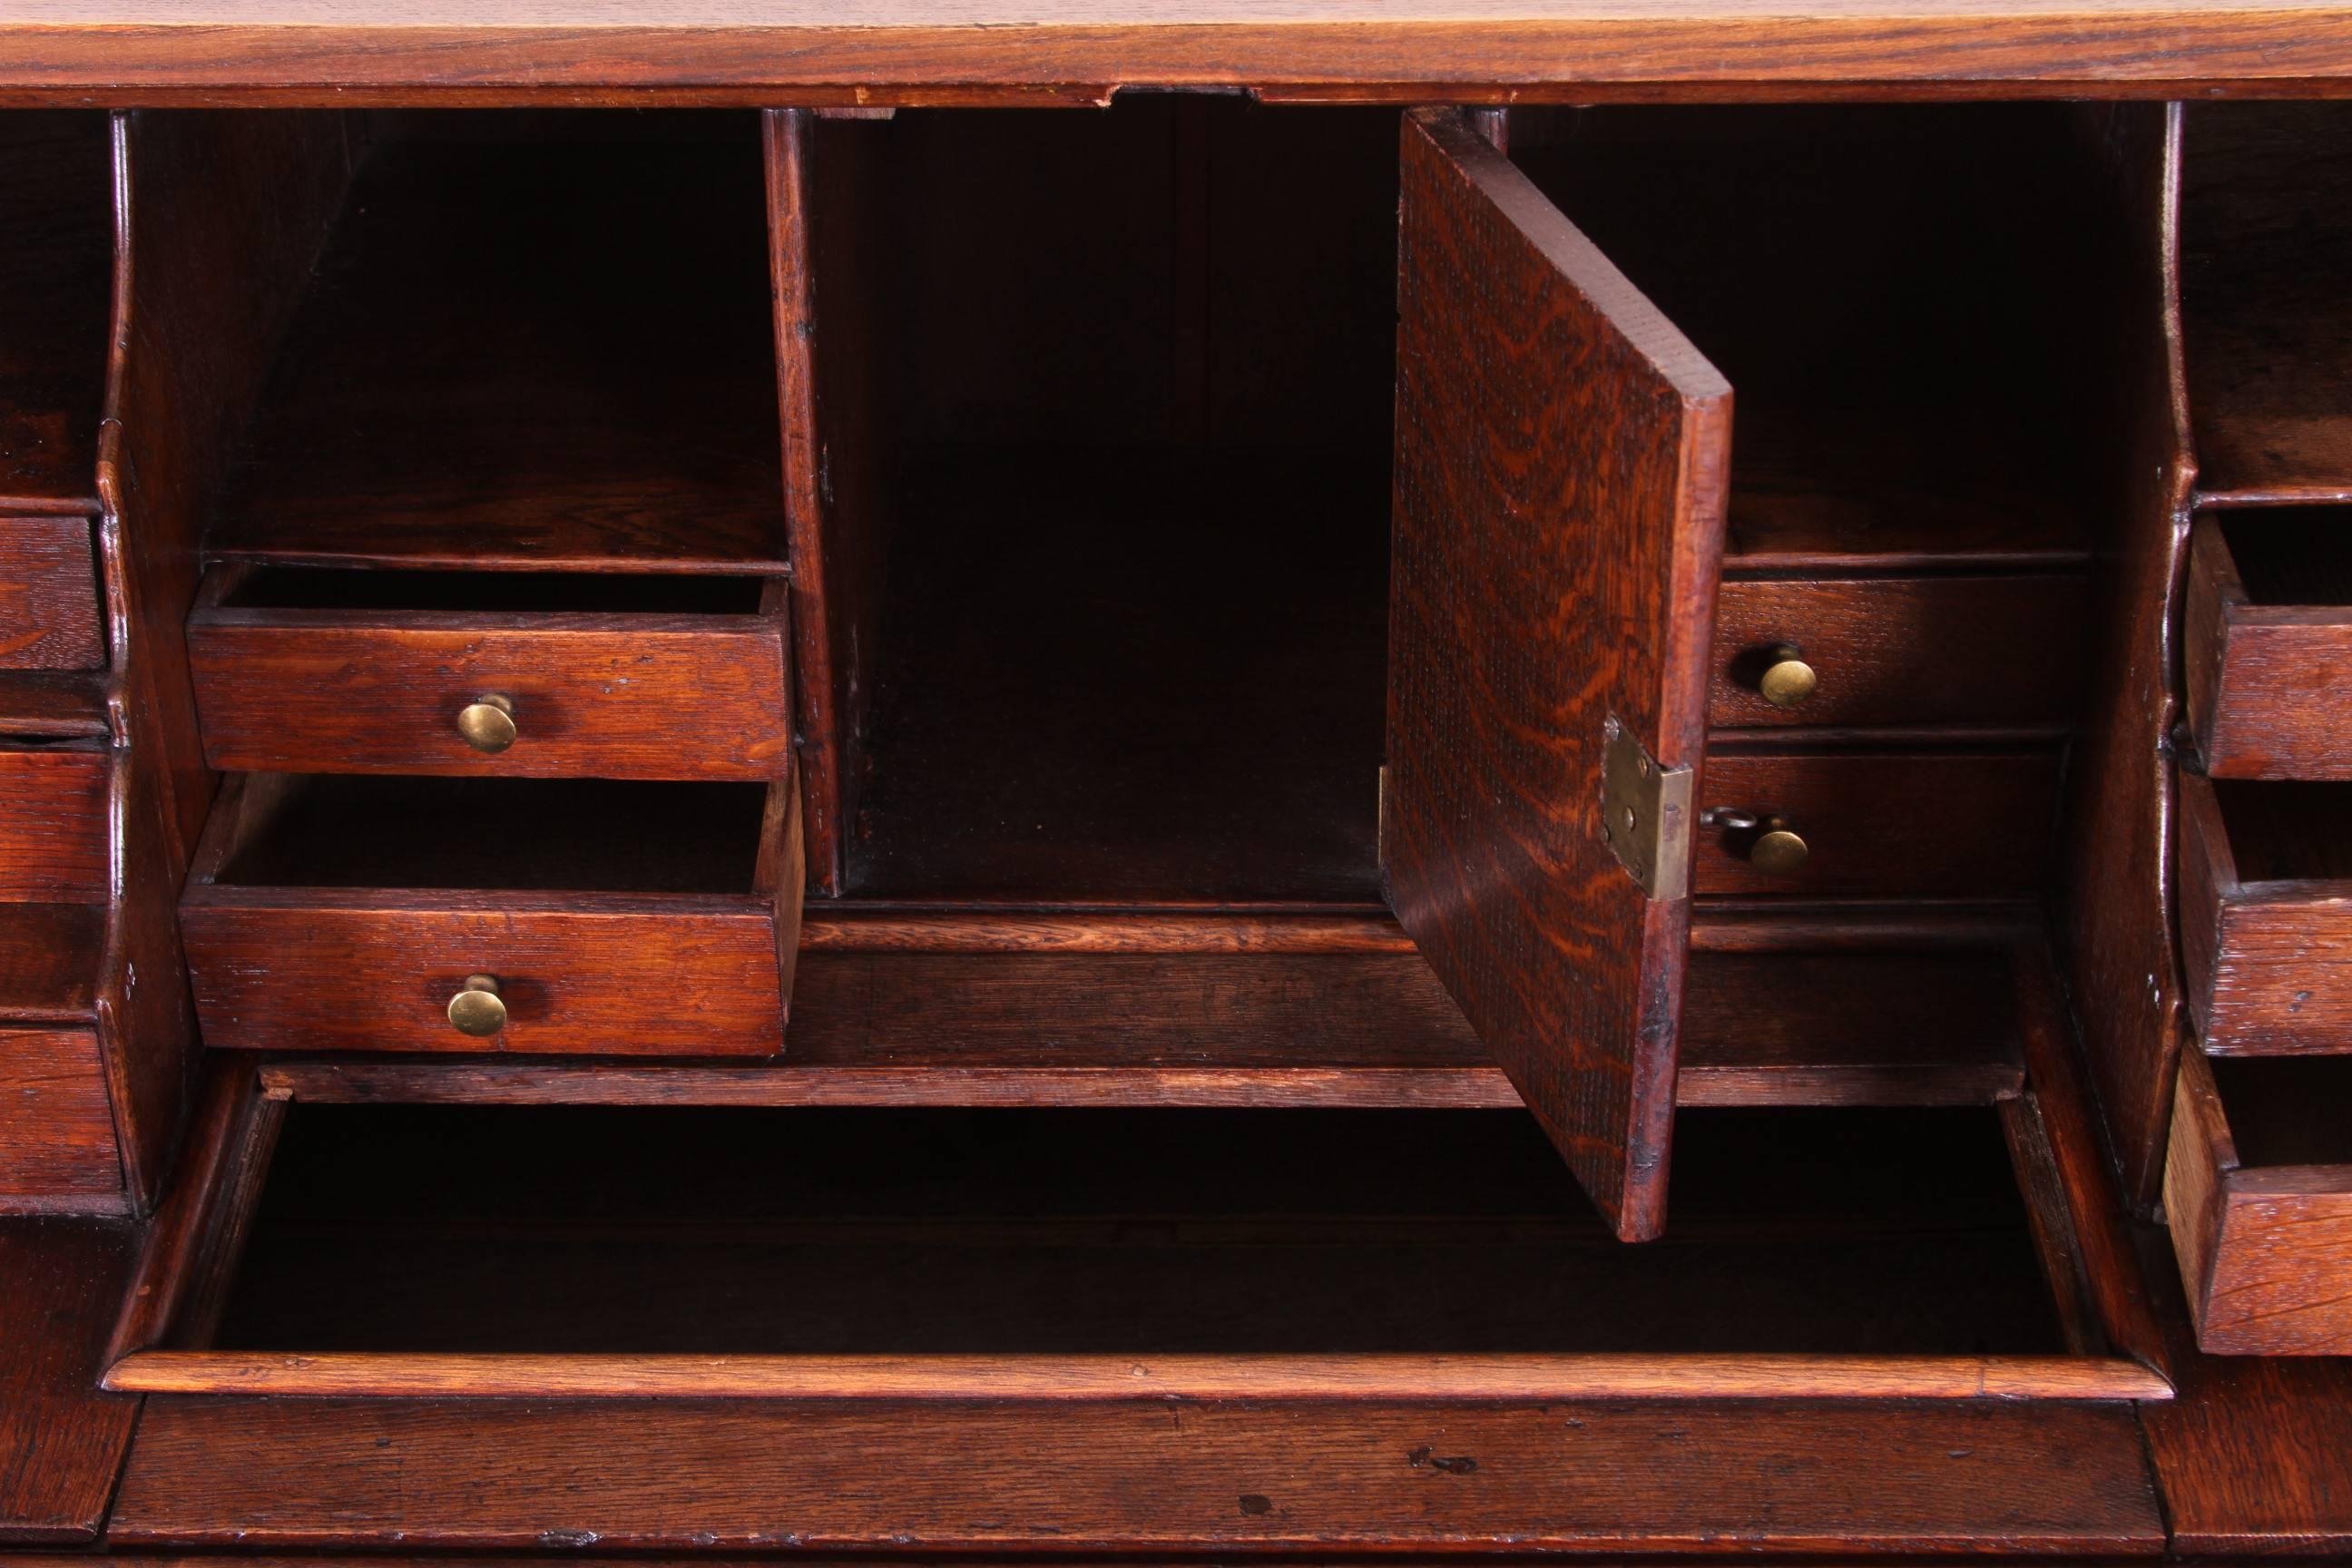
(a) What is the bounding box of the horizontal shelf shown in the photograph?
[207,112,785,574]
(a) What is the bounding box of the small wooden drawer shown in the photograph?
[0,743,108,902]
[2186,511,2352,779]
[1710,574,2086,731]
[2166,1050,2352,1355]
[186,566,791,780]
[2180,770,2352,1053]
[0,1025,121,1202]
[1694,746,2062,898]
[0,514,103,670]
[180,772,801,1056]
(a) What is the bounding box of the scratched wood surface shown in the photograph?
[1385,107,1728,1240]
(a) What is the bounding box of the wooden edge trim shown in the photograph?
[2014,945,2176,1383]
[101,1349,2173,1403]
[105,1058,284,1361]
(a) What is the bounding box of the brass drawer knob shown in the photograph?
[456,692,517,753]
[1758,644,1818,709]
[1749,818,1810,875]
[447,974,507,1036]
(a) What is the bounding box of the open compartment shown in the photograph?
[2184,508,2352,777]
[2166,1050,2352,1354]
[186,564,792,779]
[2180,102,2352,500]
[204,110,784,574]
[2180,770,2352,1053]
[178,771,800,1055]
[103,1076,2165,1400]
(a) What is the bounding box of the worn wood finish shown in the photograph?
[186,601,794,779]
[2183,509,2352,777]
[2179,770,2352,1053]
[107,1394,2164,1553]
[2164,1049,2352,1355]
[2,5,2352,103]
[0,669,107,736]
[1386,107,1729,1241]
[1710,573,2084,731]
[0,1218,140,1542]
[0,112,113,509]
[0,514,101,669]
[0,903,102,1019]
[1693,746,2062,899]
[260,946,2024,1111]
[769,109,890,896]
[0,1027,121,1200]
[103,1348,2170,1402]
[2057,101,2200,1209]
[0,746,106,901]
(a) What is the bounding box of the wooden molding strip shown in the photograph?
[104,1348,2171,1403]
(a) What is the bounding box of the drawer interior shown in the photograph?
[213,566,770,616]
[2209,509,2352,608]
[2206,778,2352,882]
[2206,1055,2352,1170]
[0,110,113,507]
[206,774,769,894]
[205,110,785,573]
[201,1102,2071,1357]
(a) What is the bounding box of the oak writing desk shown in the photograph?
[4,5,2352,1557]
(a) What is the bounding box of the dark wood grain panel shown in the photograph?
[0,113,113,509]
[181,896,784,1056]
[0,670,106,737]
[2184,509,2352,778]
[1695,747,2062,898]
[1710,573,2085,730]
[107,1394,2161,1553]
[0,748,106,903]
[0,1028,119,1200]
[0,1219,139,1542]
[0,903,102,1020]
[187,608,792,779]
[1386,107,1729,1241]
[0,515,101,670]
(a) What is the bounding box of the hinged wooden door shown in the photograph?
[1384,107,1732,1241]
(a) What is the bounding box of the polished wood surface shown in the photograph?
[0,1219,139,1543]
[1386,106,1729,1240]
[0,1028,120,1200]
[2184,510,2352,777]
[0,746,105,901]
[0,515,100,669]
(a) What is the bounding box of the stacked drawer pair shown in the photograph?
[173,113,802,1060]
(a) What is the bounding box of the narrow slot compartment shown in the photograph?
[201,1102,2068,1358]
[1510,105,2103,571]
[0,112,113,509]
[2181,103,2352,498]
[206,111,785,573]
[216,566,768,616]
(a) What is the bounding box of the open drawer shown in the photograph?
[2185,510,2352,779]
[179,771,801,1054]
[2180,770,2352,1053]
[2166,1050,2352,1354]
[187,566,792,780]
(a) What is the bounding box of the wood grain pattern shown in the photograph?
[105,1394,2165,1553]
[0,515,100,669]
[1710,573,2085,731]
[186,605,793,779]
[2179,771,2352,1052]
[1385,107,1729,1241]
[0,669,106,736]
[259,947,2024,1111]
[0,903,102,1020]
[2183,510,2352,777]
[0,1027,120,1199]
[2164,1049,2352,1355]
[0,1218,139,1542]
[103,1348,2171,1402]
[0,5,2349,104]
[0,747,106,902]
[1695,746,2063,898]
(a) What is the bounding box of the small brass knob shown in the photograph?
[447,974,506,1036]
[1749,818,1810,876]
[1758,645,1818,709]
[456,693,517,753]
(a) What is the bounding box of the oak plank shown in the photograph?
[0,1219,140,1543]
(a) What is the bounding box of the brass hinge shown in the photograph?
[1600,716,1693,900]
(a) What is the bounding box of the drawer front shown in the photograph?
[1711,574,2086,730]
[187,612,791,779]
[2180,772,2352,1054]
[2166,1051,2352,1356]
[0,514,103,671]
[181,897,785,1055]
[0,1026,122,1200]
[2185,517,2352,779]
[1693,748,2062,898]
[0,746,108,901]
